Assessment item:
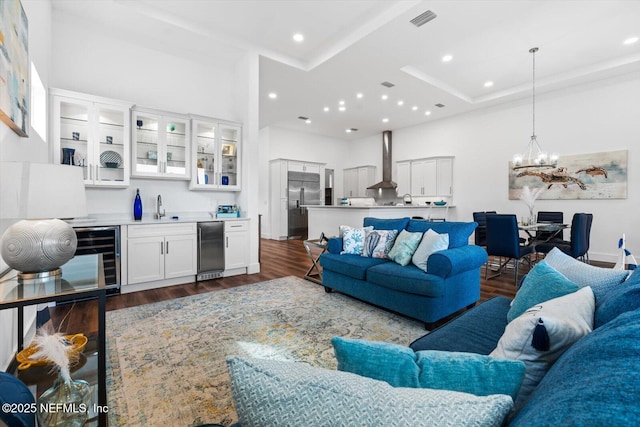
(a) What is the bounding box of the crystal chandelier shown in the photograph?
[513,47,558,170]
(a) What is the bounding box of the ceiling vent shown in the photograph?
[410,10,437,27]
[297,116,309,120]
[435,103,445,108]
[380,81,395,88]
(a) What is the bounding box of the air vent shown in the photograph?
[380,81,395,88]
[410,10,437,27]
[297,116,309,120]
[435,103,445,108]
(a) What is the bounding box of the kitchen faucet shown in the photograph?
[155,194,166,219]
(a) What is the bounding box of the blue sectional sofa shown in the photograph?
[319,217,487,327]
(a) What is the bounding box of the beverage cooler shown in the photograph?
[73,226,121,293]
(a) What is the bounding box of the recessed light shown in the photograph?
[382,118,389,123]
[346,128,352,133]
[424,110,431,116]
[442,54,453,62]
[381,94,388,100]
[293,33,304,42]
[339,100,345,105]
[323,107,330,112]
[356,93,363,99]
[484,81,494,87]
[412,106,418,111]
[305,119,311,124]
[339,106,346,112]
[623,36,639,45]
[268,92,277,99]
[397,100,404,106]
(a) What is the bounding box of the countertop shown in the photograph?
[65,213,250,227]
[304,204,452,209]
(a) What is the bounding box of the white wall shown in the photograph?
[51,10,243,216]
[351,73,640,262]
[0,0,53,371]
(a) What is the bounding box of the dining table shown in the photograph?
[519,222,569,246]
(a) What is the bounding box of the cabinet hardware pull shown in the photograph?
[166,241,169,254]
[226,236,229,248]
[160,241,164,255]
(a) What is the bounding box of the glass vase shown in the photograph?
[37,375,91,427]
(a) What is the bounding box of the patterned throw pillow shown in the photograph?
[362,229,399,258]
[412,229,450,272]
[340,226,373,255]
[388,230,423,266]
[227,356,513,427]
[491,287,595,407]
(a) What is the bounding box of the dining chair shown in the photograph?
[536,211,564,241]
[485,214,534,284]
[472,211,496,246]
[536,213,593,262]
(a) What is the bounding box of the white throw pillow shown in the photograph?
[490,286,595,406]
[340,226,373,255]
[412,229,449,272]
[362,229,399,258]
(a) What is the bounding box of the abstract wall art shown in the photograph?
[509,150,628,200]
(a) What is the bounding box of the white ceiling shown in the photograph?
[52,0,640,140]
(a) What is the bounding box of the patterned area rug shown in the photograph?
[106,276,425,426]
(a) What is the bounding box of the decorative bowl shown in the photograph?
[105,162,118,168]
[434,200,447,206]
[17,333,88,370]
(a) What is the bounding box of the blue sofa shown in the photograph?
[410,268,640,425]
[319,217,488,327]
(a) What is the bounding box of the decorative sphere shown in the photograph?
[1,219,77,273]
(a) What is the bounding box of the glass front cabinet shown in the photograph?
[190,116,242,191]
[51,89,132,188]
[131,107,190,180]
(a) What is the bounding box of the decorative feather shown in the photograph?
[31,332,74,382]
[518,185,544,210]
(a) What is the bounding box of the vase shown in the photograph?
[37,375,91,427]
[133,188,143,221]
[62,148,75,165]
[529,208,536,226]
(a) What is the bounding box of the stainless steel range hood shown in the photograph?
[367,130,397,190]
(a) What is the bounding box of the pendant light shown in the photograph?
[513,47,558,169]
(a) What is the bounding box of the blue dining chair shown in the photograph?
[472,211,496,247]
[485,214,534,284]
[537,213,593,262]
[536,211,564,241]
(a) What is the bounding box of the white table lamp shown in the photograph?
[1,162,87,278]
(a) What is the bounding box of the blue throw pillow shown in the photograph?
[507,260,580,323]
[595,269,640,328]
[544,247,630,304]
[332,337,525,400]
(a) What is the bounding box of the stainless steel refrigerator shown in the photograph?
[288,171,321,239]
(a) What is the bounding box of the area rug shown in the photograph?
[106,276,425,426]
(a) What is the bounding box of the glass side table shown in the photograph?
[302,239,328,284]
[0,254,107,426]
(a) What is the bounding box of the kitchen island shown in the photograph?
[306,205,452,239]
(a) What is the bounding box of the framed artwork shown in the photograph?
[221,144,235,156]
[0,0,29,136]
[509,150,628,200]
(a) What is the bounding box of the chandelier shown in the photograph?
[512,47,558,170]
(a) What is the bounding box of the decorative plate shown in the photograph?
[17,334,88,370]
[100,150,122,168]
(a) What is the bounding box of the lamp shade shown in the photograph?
[1,162,87,277]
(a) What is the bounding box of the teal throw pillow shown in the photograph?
[507,260,580,323]
[544,247,630,304]
[387,230,423,266]
[227,356,513,427]
[332,337,525,400]
[340,225,373,255]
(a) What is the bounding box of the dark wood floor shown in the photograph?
[51,239,524,335]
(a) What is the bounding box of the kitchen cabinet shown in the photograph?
[190,116,242,191]
[225,221,249,270]
[288,161,320,174]
[396,156,454,198]
[343,165,376,197]
[126,223,197,285]
[131,107,190,180]
[51,89,132,188]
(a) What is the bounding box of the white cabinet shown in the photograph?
[191,116,242,191]
[131,107,190,180]
[126,223,197,285]
[343,165,376,197]
[288,161,320,174]
[51,89,132,188]
[225,221,249,270]
[397,157,454,198]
